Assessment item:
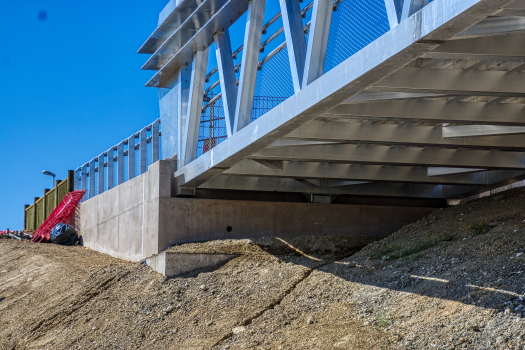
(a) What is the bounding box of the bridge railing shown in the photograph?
[74,120,161,201]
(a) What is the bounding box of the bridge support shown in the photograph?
[79,160,441,262]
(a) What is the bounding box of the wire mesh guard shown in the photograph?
[198,0,391,156]
[197,96,287,157]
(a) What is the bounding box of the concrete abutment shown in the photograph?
[79,160,438,262]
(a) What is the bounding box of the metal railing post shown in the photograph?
[140,128,148,174]
[152,120,160,162]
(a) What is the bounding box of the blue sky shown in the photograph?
[0,0,172,229]
[0,0,287,230]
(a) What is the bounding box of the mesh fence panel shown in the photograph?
[325,0,390,72]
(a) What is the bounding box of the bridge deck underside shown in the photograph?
[176,0,525,200]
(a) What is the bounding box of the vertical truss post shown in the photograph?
[89,159,96,199]
[107,147,114,190]
[214,30,237,137]
[140,128,148,174]
[182,48,209,166]
[74,169,81,191]
[280,0,307,93]
[302,0,332,88]
[384,0,400,28]
[81,164,88,201]
[117,141,125,185]
[400,0,429,21]
[152,119,160,163]
[177,65,192,167]
[128,135,136,180]
[97,153,105,195]
[234,0,266,133]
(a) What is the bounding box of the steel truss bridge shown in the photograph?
[139,0,525,202]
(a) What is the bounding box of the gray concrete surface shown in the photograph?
[146,252,237,276]
[79,160,437,262]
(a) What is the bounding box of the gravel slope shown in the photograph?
[1,188,525,349]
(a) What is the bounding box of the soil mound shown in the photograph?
[1,188,525,349]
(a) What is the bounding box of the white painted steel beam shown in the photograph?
[345,91,445,103]
[214,31,237,137]
[425,33,525,60]
[442,125,525,138]
[327,100,525,126]
[138,0,199,54]
[280,0,307,92]
[177,64,192,167]
[234,0,267,133]
[285,120,525,149]
[427,167,485,176]
[457,16,525,38]
[182,49,210,166]
[384,0,400,28]
[225,160,525,185]
[302,0,333,88]
[370,67,525,96]
[200,175,476,198]
[174,0,516,189]
[146,0,249,87]
[251,144,525,170]
[401,0,429,21]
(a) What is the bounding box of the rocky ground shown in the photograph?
[1,188,525,349]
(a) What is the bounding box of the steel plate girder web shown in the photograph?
[234,0,267,133]
[285,120,525,149]
[200,175,477,198]
[370,67,525,96]
[280,0,307,93]
[327,100,525,126]
[174,0,516,190]
[224,160,525,185]
[251,143,525,170]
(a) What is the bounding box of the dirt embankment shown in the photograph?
[1,188,525,349]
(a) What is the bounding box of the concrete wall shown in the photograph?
[158,198,435,248]
[79,160,437,262]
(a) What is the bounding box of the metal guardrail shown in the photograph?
[74,119,161,201]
